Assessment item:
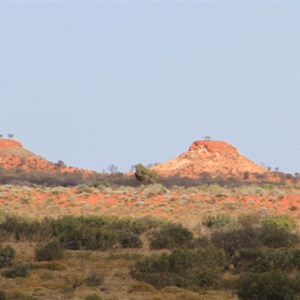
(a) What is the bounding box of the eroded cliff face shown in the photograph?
[151,140,267,179]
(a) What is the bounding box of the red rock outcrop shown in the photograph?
[151,140,268,179]
[0,140,23,149]
[0,139,88,173]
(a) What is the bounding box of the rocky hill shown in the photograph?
[151,140,268,179]
[0,139,80,173]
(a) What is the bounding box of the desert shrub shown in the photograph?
[263,216,295,231]
[237,215,296,248]
[187,266,222,288]
[35,240,64,261]
[203,214,238,230]
[0,215,52,241]
[9,291,34,300]
[238,214,262,237]
[211,230,257,256]
[239,248,300,273]
[0,244,15,267]
[119,233,142,248]
[149,224,193,249]
[259,217,296,248]
[20,215,168,251]
[52,216,117,250]
[142,184,168,197]
[130,248,226,290]
[32,261,66,271]
[237,272,295,300]
[3,263,31,278]
[0,216,41,240]
[207,184,230,196]
[135,163,158,184]
[111,216,165,235]
[84,272,104,287]
[127,216,167,234]
[191,236,211,248]
[292,275,300,293]
[84,294,102,300]
[168,248,227,274]
[0,291,7,300]
[239,186,268,196]
[76,184,93,194]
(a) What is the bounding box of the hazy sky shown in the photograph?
[1,1,300,174]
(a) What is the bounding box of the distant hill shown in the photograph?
[151,140,268,180]
[0,139,295,186]
[0,139,87,173]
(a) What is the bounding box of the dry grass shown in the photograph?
[0,242,238,300]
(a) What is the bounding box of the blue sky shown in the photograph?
[0,1,300,174]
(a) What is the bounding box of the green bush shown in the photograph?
[3,263,31,278]
[237,272,295,300]
[134,163,158,184]
[259,221,296,248]
[238,214,262,238]
[52,216,117,250]
[0,214,165,250]
[76,184,93,194]
[119,233,142,248]
[142,184,168,197]
[0,291,7,300]
[263,216,295,231]
[84,295,102,300]
[211,230,257,256]
[84,272,104,287]
[239,248,300,273]
[191,236,211,249]
[187,266,222,288]
[0,216,51,241]
[149,224,193,249]
[203,214,238,230]
[35,240,64,261]
[0,244,15,267]
[130,248,226,290]
[292,274,300,293]
[9,291,33,300]
[103,216,165,235]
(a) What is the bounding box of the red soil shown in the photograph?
[1,186,300,226]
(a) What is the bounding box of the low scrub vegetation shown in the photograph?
[130,248,227,290]
[0,244,15,267]
[237,272,296,300]
[35,240,64,261]
[0,208,300,299]
[149,224,194,249]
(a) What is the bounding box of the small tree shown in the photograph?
[202,136,211,140]
[56,160,66,168]
[107,164,119,174]
[134,163,158,184]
